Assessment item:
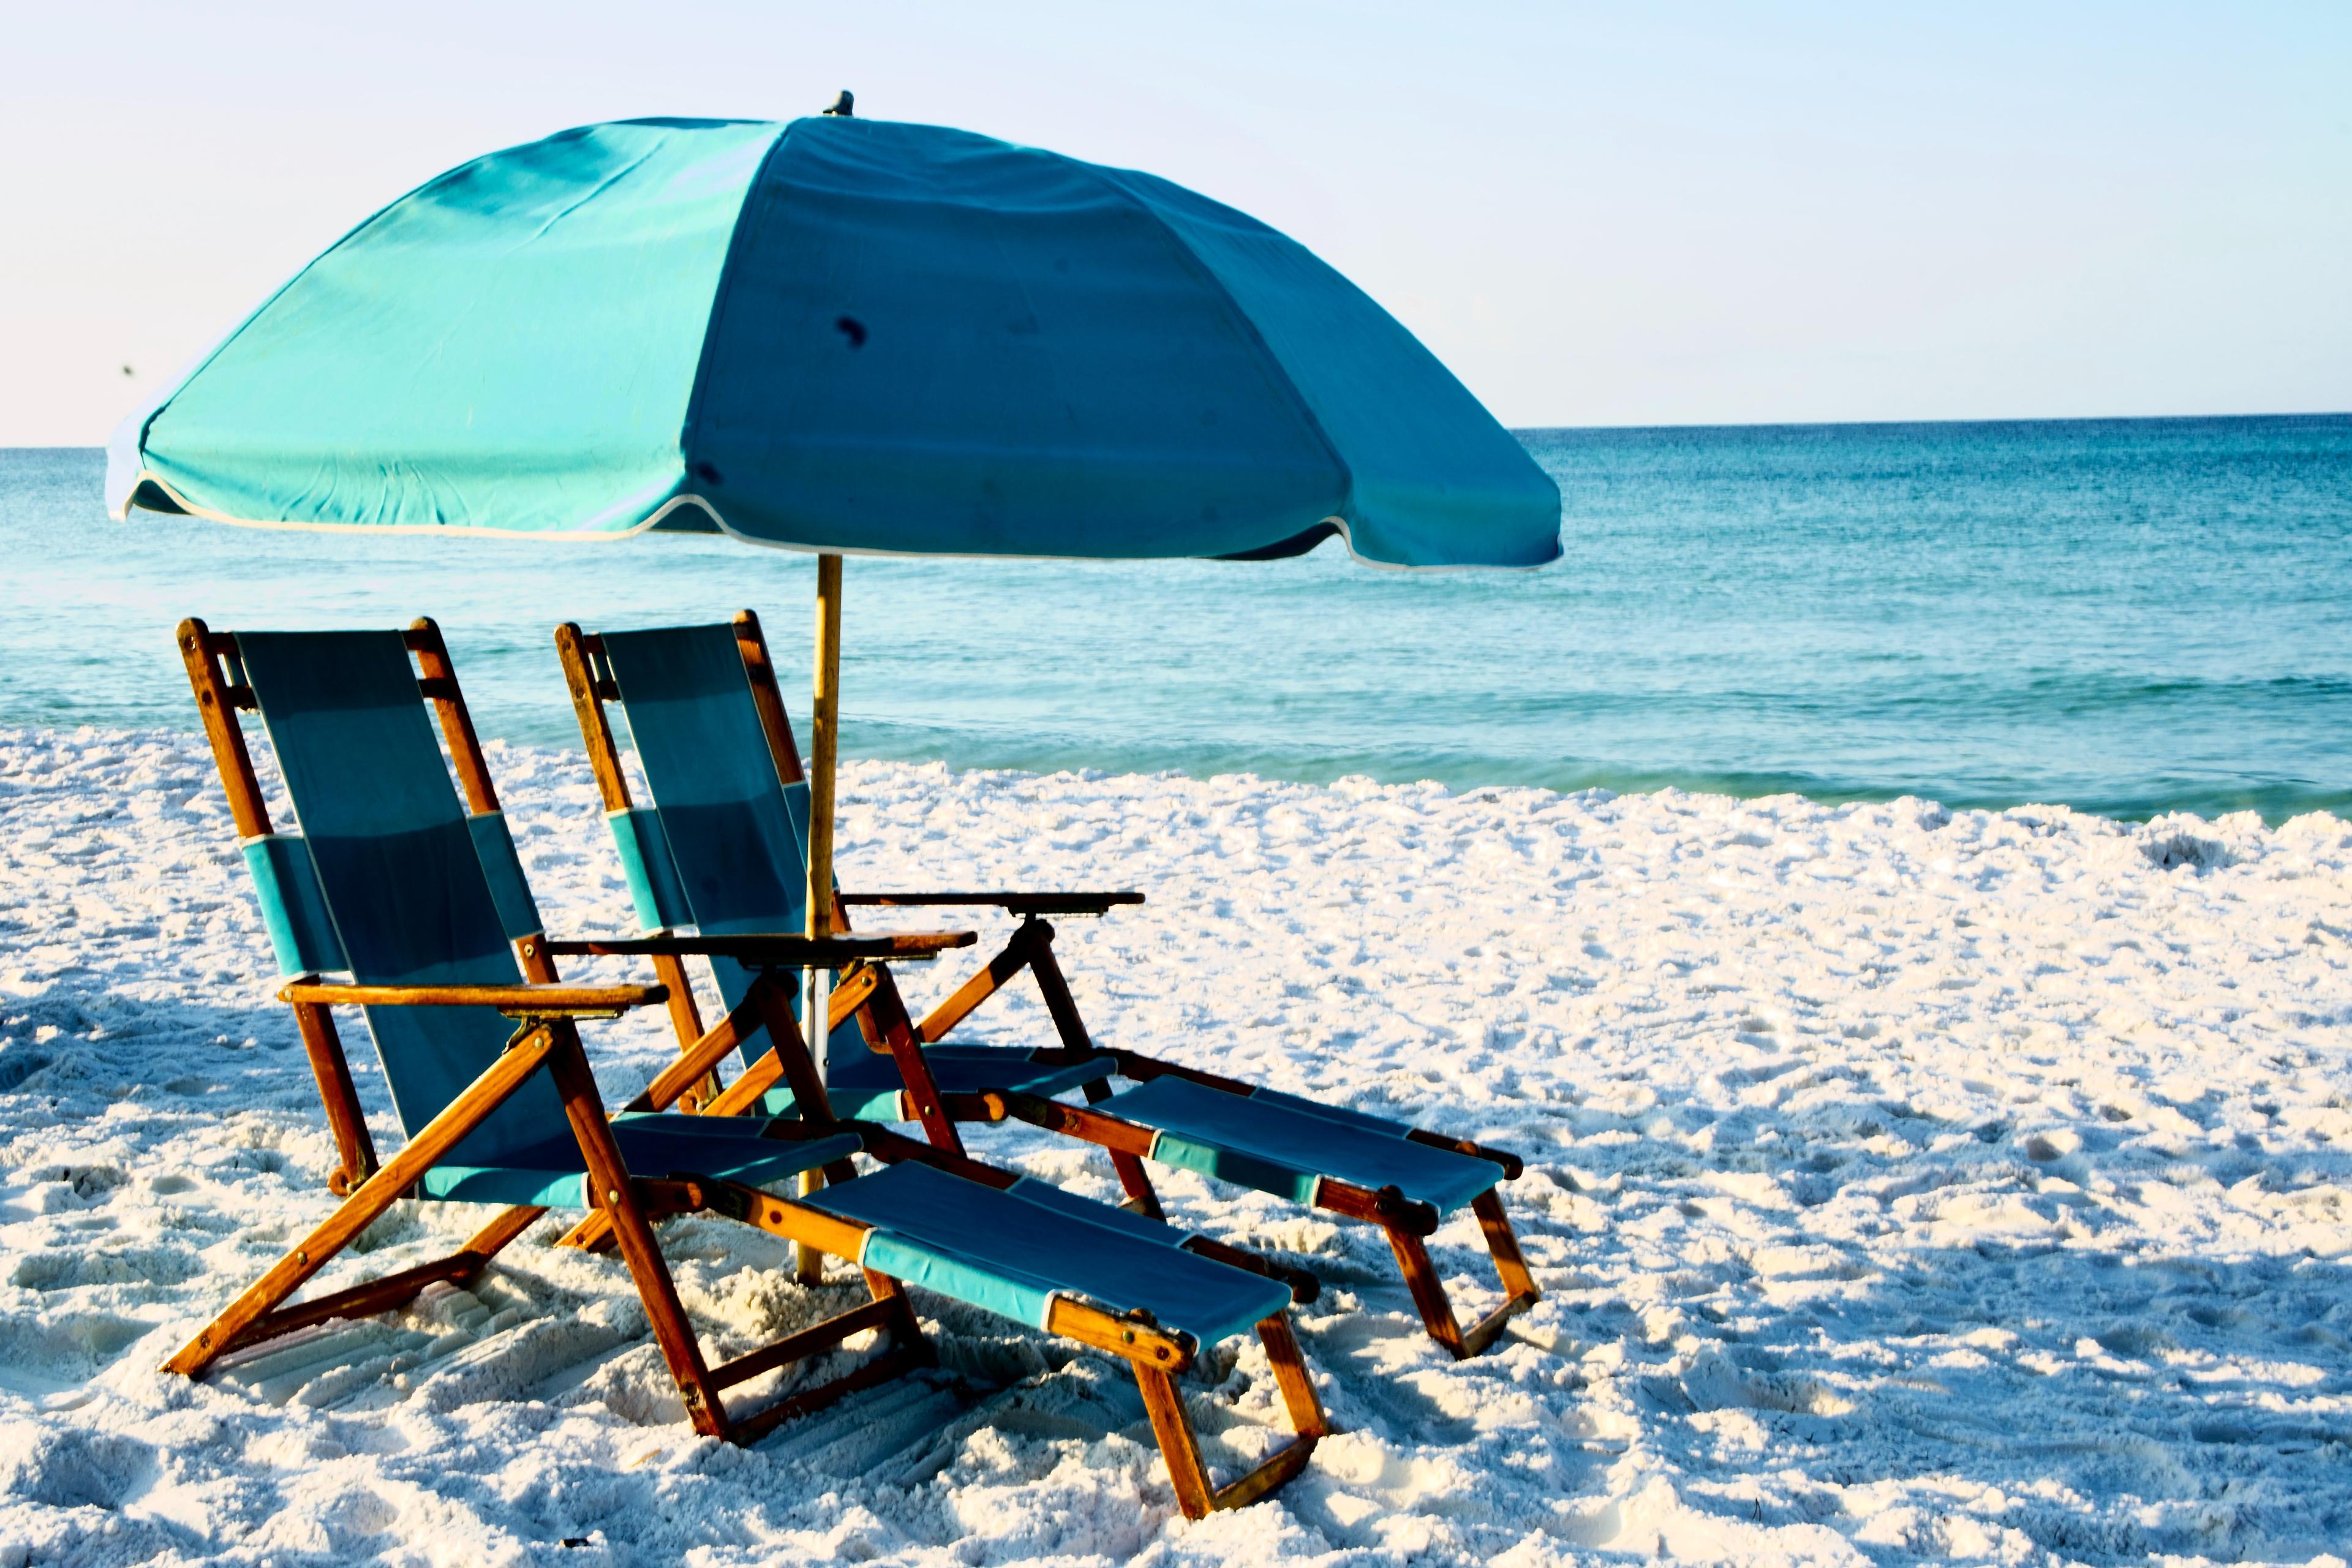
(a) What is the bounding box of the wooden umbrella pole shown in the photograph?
[809,552,842,944]
[797,551,845,1283]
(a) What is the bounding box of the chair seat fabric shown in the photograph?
[1104,1076,1505,1216]
[805,1159,1287,1347]
[421,1114,862,1206]
[758,1046,1115,1122]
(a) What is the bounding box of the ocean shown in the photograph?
[2,414,2346,822]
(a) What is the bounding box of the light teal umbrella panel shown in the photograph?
[108,115,1561,568]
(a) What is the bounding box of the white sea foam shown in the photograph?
[2,726,2348,1565]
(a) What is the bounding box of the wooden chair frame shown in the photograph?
[557,610,1538,1359]
[174,617,1326,1509]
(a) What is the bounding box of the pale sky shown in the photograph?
[4,1,2346,445]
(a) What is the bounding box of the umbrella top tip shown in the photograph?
[824,90,854,118]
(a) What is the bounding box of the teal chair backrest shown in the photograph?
[234,630,560,1164]
[595,625,863,1069]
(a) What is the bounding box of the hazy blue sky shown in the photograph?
[4,2,2345,444]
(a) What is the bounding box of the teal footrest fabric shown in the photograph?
[1107,1076,1504,1216]
[805,1159,1287,1346]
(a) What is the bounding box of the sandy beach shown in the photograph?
[3,724,2347,1565]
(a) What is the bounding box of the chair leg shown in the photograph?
[1382,1189,1542,1360]
[695,1183,934,1440]
[292,1000,377,1196]
[166,1023,560,1378]
[1080,1077,1168,1218]
[1132,1311,1326,1520]
[542,1027,729,1437]
[1385,1226,1469,1357]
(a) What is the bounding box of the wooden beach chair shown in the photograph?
[556,613,1541,1359]
[167,618,1326,1511]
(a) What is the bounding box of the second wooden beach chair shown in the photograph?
[167,617,1327,1513]
[557,612,1542,1359]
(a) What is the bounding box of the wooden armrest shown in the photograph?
[837,891,1144,916]
[541,931,976,964]
[277,981,668,1019]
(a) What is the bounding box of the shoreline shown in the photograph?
[6,720,2346,834]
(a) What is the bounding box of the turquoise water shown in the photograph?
[3,415,2347,821]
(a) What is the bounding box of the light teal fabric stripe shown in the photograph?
[1109,1074,1502,1216]
[239,834,347,976]
[465,812,543,940]
[238,630,563,1167]
[420,1166,590,1207]
[807,1160,1288,1346]
[860,1232,1058,1330]
[606,807,693,930]
[593,625,871,1077]
[132,120,779,536]
[1147,1129,1323,1207]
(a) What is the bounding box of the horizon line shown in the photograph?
[7,408,2350,454]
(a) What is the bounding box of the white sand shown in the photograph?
[3,725,2350,1566]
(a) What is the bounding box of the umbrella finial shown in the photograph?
[824,90,854,117]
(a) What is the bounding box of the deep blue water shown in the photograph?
[3,416,2346,821]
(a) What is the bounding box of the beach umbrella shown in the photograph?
[108,107,1561,945]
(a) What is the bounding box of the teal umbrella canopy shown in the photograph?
[108,115,1560,568]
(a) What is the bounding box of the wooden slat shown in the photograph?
[992,1091,1158,1159]
[1474,1188,1540,1304]
[726,1339,924,1444]
[625,988,767,1114]
[1023,922,1099,1057]
[1313,1177,1439,1237]
[1382,1227,1466,1358]
[647,953,710,1087]
[731,609,808,785]
[1256,1313,1330,1437]
[826,962,883,1033]
[176,618,273,839]
[553,622,636,812]
[1209,1436,1320,1513]
[1179,1237,1319,1306]
[846,1121,1019,1191]
[912,930,1035,1044]
[540,1026,727,1437]
[541,932,973,963]
[1079,1073,1167,1216]
[839,891,1145,914]
[279,981,665,1015]
[1102,1048,1261,1099]
[702,1047,785,1118]
[1452,1188,1542,1358]
[1135,1366,1215,1518]
[405,618,502,815]
[752,977,837,1125]
[860,968,965,1158]
[1044,1295,1193,1372]
[1405,1128,1525,1180]
[165,1024,559,1376]
[707,1298,895,1391]
[714,1179,874,1262]
[225,1203,545,1351]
